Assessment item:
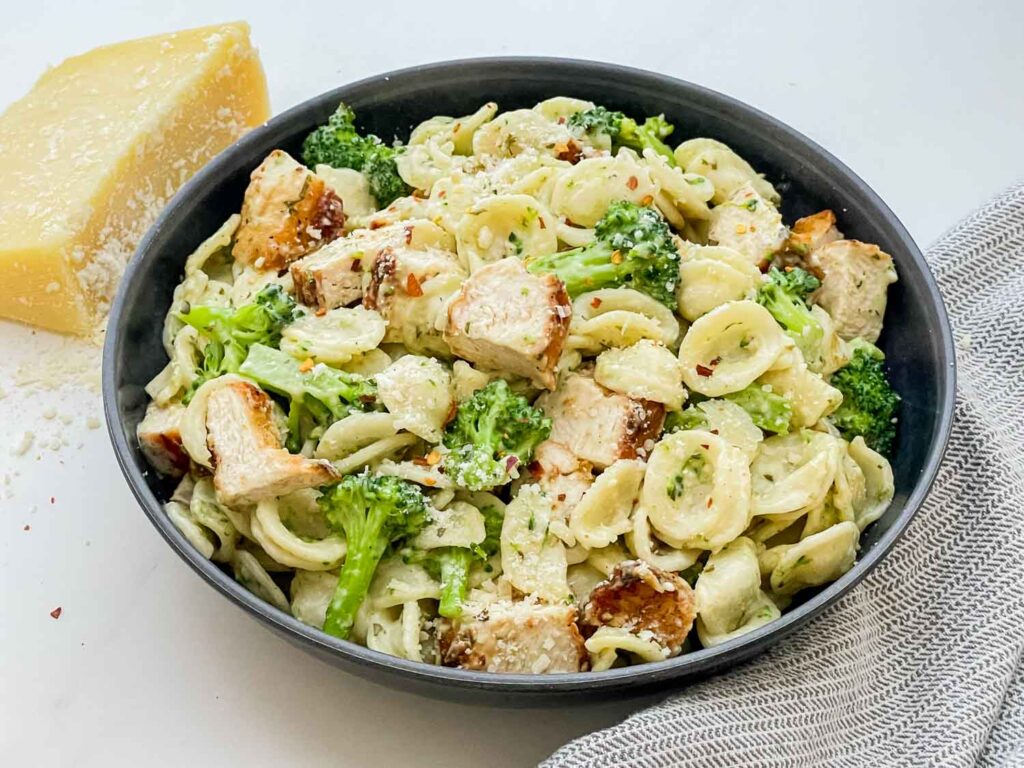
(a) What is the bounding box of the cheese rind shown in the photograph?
[0,22,271,334]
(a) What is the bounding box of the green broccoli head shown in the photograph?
[664,385,792,436]
[757,267,825,365]
[320,472,429,638]
[617,114,676,164]
[723,385,793,434]
[239,343,377,450]
[567,105,624,140]
[829,340,900,455]
[526,200,680,307]
[179,284,300,400]
[301,101,411,208]
[442,380,551,491]
[568,106,678,165]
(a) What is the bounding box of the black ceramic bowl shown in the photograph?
[103,58,955,704]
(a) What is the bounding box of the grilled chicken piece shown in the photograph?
[233,150,345,271]
[708,183,789,265]
[810,239,898,343]
[363,245,464,341]
[205,380,338,506]
[439,600,588,673]
[788,210,842,256]
[581,560,696,656]
[536,373,664,469]
[444,259,571,389]
[137,402,188,477]
[290,220,453,311]
[527,440,593,515]
[773,210,843,270]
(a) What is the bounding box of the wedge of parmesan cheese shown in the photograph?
[0,22,271,334]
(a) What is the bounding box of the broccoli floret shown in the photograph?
[239,343,376,450]
[526,200,680,307]
[663,385,792,435]
[442,380,550,491]
[757,267,824,366]
[301,101,411,207]
[179,285,300,401]
[568,107,677,165]
[724,386,793,434]
[829,340,900,455]
[320,472,429,639]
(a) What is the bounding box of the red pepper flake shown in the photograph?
[557,493,567,502]
[706,497,713,508]
[527,460,543,478]
[315,307,327,317]
[538,217,546,230]
[50,607,62,620]
[351,258,362,272]
[640,194,654,206]
[404,225,414,245]
[369,220,384,230]
[701,444,710,450]
[444,401,458,425]
[299,358,315,373]
[406,273,424,297]
[709,428,720,435]
[411,456,430,467]
[757,258,772,273]
[50,496,55,504]
[438,189,447,199]
[23,524,30,531]
[695,363,715,377]
[610,250,623,265]
[425,450,442,466]
[590,297,603,309]
[505,455,520,473]
[557,116,567,124]
[423,477,437,487]
[626,176,638,191]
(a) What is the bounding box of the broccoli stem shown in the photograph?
[436,548,474,619]
[324,526,389,639]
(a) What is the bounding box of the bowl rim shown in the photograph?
[103,56,957,694]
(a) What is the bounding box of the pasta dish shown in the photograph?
[138,97,899,673]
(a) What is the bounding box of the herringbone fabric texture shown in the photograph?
[545,184,1024,768]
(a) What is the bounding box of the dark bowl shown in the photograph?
[103,58,955,704]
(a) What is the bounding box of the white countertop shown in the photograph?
[2,2,1022,765]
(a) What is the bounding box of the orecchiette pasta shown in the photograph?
[640,430,752,550]
[674,138,780,205]
[375,355,454,442]
[251,491,346,571]
[593,340,685,410]
[676,245,762,322]
[280,306,386,365]
[757,347,843,427]
[768,521,860,596]
[750,430,841,517]
[568,459,644,549]
[551,151,657,227]
[569,288,680,352]
[455,194,557,271]
[678,300,788,396]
